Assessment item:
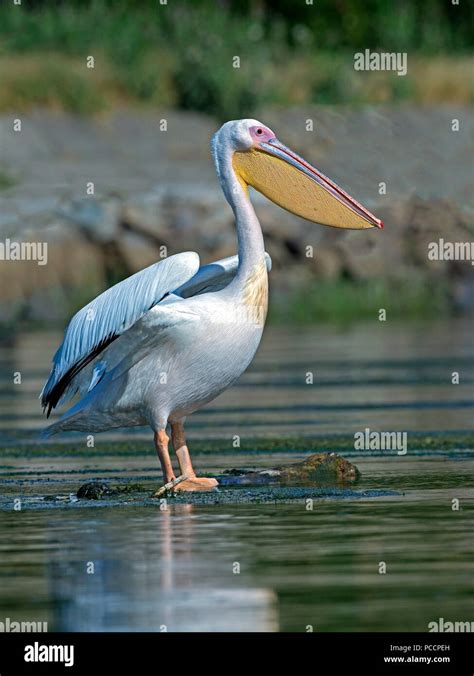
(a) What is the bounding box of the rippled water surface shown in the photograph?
[0,321,473,631]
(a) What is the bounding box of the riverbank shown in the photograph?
[1,105,473,327]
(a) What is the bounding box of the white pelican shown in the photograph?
[41,119,383,493]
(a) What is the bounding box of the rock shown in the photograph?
[221,452,360,486]
[404,196,473,276]
[278,452,360,484]
[56,195,122,244]
[76,482,113,500]
[76,481,145,499]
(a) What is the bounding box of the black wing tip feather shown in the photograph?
[41,333,118,418]
[40,285,172,418]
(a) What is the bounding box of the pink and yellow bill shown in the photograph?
[233,138,383,230]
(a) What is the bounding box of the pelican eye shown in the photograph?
[256,128,263,135]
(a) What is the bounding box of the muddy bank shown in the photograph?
[0,105,473,324]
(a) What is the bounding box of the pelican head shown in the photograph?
[212,118,383,230]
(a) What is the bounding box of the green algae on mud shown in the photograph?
[3,486,402,511]
[2,431,473,458]
[219,452,360,486]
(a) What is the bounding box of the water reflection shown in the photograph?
[48,507,278,632]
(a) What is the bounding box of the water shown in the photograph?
[0,320,473,632]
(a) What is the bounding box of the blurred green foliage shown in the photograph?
[269,277,453,324]
[5,0,470,52]
[2,58,108,113]
[0,0,472,118]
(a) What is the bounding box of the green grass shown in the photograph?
[1,51,472,117]
[269,277,453,324]
[0,56,109,114]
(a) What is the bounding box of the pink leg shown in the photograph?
[171,422,196,478]
[154,429,175,483]
[171,421,218,492]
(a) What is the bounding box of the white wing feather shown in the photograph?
[41,252,200,412]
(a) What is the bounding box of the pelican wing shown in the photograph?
[41,252,200,415]
[101,252,273,383]
[176,251,272,298]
